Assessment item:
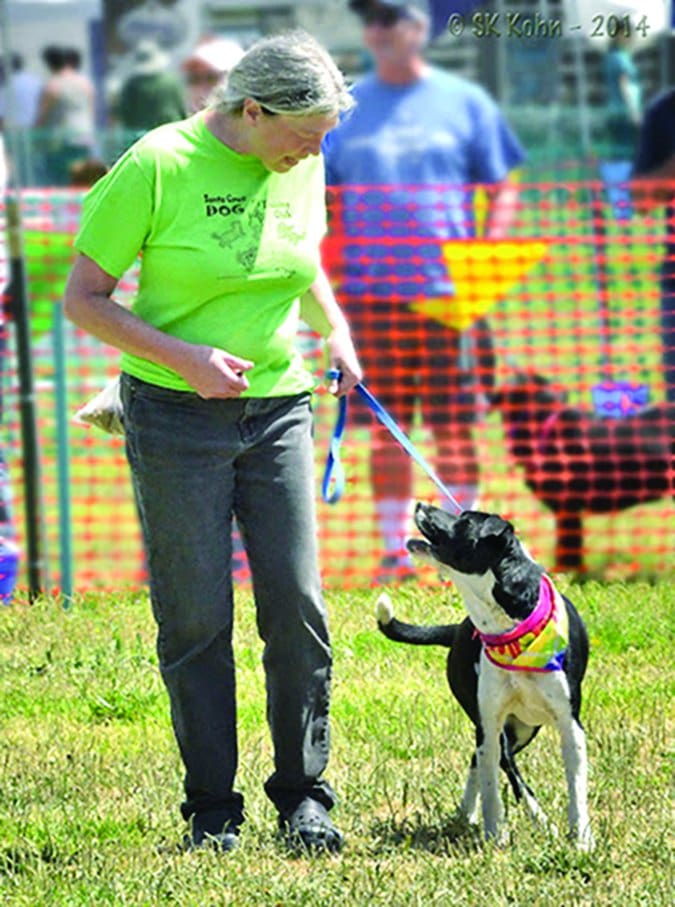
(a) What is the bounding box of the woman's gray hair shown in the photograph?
[209,30,354,117]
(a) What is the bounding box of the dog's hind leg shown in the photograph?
[559,717,593,850]
[505,761,556,834]
[500,732,525,803]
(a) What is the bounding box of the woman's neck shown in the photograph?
[202,108,250,154]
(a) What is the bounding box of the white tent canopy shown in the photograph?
[6,0,100,10]
[1,0,103,72]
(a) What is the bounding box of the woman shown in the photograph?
[64,31,362,854]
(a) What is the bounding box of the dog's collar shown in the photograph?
[477,574,568,672]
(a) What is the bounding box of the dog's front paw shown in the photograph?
[574,824,595,852]
[483,824,510,848]
[375,592,394,626]
[453,805,480,829]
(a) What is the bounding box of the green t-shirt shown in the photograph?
[74,113,327,396]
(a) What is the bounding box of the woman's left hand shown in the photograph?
[325,327,363,397]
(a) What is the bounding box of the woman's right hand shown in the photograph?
[178,345,254,399]
[64,255,255,398]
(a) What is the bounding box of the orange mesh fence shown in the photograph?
[1,189,145,592]
[0,178,673,594]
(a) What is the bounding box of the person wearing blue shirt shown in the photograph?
[323,0,525,580]
[633,87,675,402]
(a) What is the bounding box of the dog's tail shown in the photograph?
[376,593,460,648]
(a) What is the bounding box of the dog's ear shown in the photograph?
[479,515,513,540]
[494,560,542,614]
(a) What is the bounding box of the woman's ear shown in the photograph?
[242,98,263,126]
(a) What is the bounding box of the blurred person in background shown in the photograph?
[632,87,675,402]
[36,46,96,186]
[0,53,43,185]
[0,129,20,604]
[603,33,643,160]
[181,36,244,113]
[323,0,525,581]
[116,40,186,142]
[0,53,42,131]
[68,157,108,188]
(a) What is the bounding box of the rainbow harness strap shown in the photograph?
[478,574,569,672]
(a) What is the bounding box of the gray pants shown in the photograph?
[120,374,336,833]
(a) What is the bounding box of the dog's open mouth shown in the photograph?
[406,537,439,568]
[407,503,454,566]
[407,538,430,556]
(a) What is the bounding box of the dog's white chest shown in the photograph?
[479,661,570,729]
[508,685,558,726]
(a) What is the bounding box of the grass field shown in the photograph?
[1,579,673,906]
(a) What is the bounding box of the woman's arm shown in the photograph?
[300,266,362,395]
[64,253,253,398]
[35,84,57,128]
[618,72,640,125]
[484,177,520,240]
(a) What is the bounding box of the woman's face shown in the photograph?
[245,102,339,172]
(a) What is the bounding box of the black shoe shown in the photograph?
[278,798,344,854]
[184,818,241,854]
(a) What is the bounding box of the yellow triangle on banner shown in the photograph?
[410,239,549,331]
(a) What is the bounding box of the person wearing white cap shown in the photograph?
[182,37,244,113]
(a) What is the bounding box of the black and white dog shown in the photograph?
[376,503,593,849]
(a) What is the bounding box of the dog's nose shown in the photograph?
[414,501,434,523]
[414,501,447,532]
[414,501,430,531]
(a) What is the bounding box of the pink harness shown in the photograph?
[476,575,569,672]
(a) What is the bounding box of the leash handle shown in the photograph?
[321,380,463,514]
[321,393,347,504]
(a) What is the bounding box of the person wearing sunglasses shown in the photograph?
[323,0,525,582]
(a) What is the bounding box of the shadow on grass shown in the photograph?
[0,841,76,876]
[369,811,482,856]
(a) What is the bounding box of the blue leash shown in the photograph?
[321,392,348,505]
[321,376,463,514]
